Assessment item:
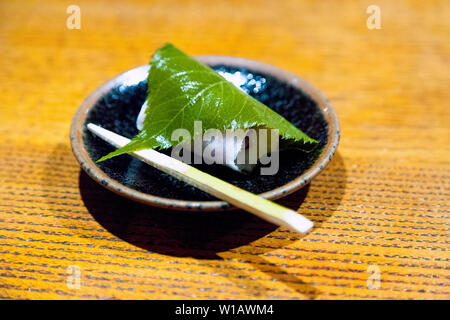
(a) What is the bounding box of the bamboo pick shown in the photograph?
[87,123,314,234]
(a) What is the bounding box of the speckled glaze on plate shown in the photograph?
[70,56,340,211]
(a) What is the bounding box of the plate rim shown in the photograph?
[70,55,340,211]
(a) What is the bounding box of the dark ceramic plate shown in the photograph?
[70,56,339,211]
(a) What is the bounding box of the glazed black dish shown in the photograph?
[70,56,339,211]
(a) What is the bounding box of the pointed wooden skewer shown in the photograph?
[87,123,314,235]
